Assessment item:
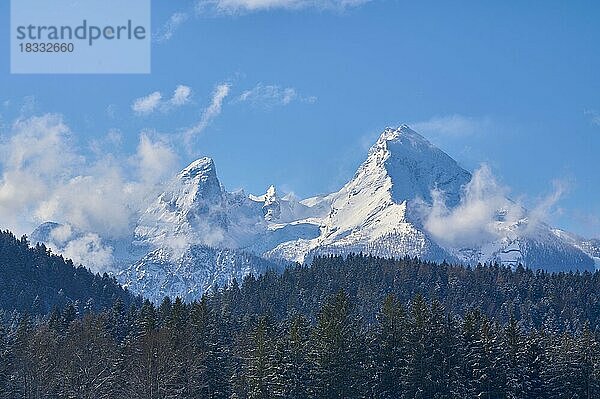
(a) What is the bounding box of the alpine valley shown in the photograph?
[30,126,600,302]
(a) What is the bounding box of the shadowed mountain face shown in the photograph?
[32,126,597,301]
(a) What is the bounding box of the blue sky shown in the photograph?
[1,0,600,238]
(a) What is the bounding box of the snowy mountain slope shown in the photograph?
[552,229,600,270]
[134,157,265,251]
[120,244,284,303]
[290,127,469,262]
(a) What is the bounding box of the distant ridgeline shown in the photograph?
[0,230,140,316]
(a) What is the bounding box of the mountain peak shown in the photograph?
[377,125,433,149]
[361,126,472,207]
[178,157,217,181]
[263,185,281,221]
[265,185,277,200]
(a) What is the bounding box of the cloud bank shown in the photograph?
[0,114,179,272]
[422,164,567,249]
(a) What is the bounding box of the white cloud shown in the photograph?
[60,233,114,272]
[49,224,74,244]
[132,85,193,116]
[237,83,316,108]
[136,132,179,184]
[184,83,230,143]
[422,164,569,249]
[155,12,189,43]
[34,165,136,238]
[0,115,80,223]
[196,0,370,14]
[41,224,115,273]
[0,113,180,271]
[132,91,162,115]
[423,165,524,248]
[409,114,491,138]
[171,85,193,106]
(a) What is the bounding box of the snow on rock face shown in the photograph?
[120,244,284,303]
[376,126,471,206]
[122,160,324,301]
[134,157,264,251]
[262,185,281,221]
[305,126,470,262]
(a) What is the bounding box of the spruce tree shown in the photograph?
[311,290,363,399]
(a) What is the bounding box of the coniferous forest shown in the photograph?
[1,231,600,398]
[0,231,139,315]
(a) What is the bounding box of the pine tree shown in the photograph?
[428,299,461,399]
[403,293,432,398]
[190,298,233,399]
[11,314,33,398]
[521,332,546,399]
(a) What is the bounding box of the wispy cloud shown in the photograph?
[196,0,370,14]
[423,164,523,248]
[20,95,37,116]
[237,83,316,108]
[409,114,492,138]
[155,12,189,43]
[156,0,370,44]
[132,85,193,116]
[132,92,162,115]
[106,104,117,119]
[528,179,570,228]
[585,109,600,126]
[184,83,230,144]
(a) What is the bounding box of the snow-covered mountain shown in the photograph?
[30,125,598,301]
[112,156,325,299]
[265,126,595,272]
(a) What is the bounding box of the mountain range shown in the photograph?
[31,126,600,302]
